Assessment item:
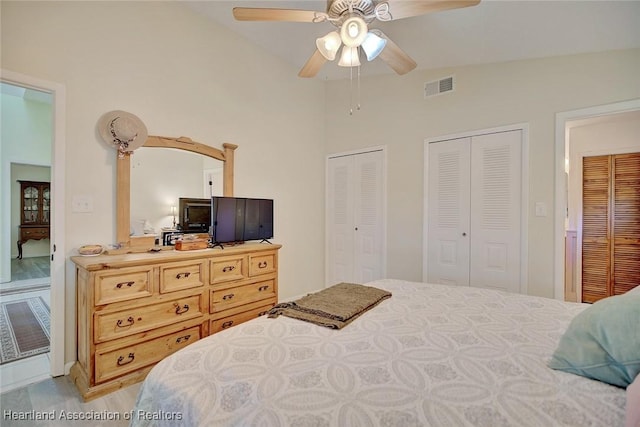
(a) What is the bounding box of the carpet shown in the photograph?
[0,297,50,365]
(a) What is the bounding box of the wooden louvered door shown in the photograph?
[582,153,640,303]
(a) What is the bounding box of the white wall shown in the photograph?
[325,48,640,298]
[0,91,52,280]
[1,1,326,365]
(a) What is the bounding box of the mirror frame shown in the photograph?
[116,135,238,246]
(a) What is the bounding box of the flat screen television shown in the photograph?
[210,197,273,246]
[178,198,211,233]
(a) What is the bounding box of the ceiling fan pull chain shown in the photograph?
[349,64,354,115]
[357,54,361,112]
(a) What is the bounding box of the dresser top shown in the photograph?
[71,242,281,271]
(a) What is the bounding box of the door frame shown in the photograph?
[554,99,640,301]
[325,146,388,287]
[423,123,530,294]
[1,69,66,377]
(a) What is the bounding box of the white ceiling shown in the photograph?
[185,0,640,80]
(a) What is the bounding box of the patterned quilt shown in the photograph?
[130,279,626,426]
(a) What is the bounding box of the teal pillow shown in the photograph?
[548,293,640,388]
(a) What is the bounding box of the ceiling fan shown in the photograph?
[233,0,481,78]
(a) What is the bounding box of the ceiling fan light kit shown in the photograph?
[338,46,361,67]
[361,31,387,61]
[316,31,342,61]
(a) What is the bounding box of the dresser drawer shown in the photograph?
[249,252,277,276]
[210,303,273,333]
[159,260,205,293]
[95,325,201,383]
[94,267,153,306]
[210,254,248,284]
[94,294,203,343]
[210,279,276,313]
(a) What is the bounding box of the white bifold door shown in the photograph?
[427,130,523,293]
[327,149,385,286]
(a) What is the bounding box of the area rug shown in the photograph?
[0,297,50,365]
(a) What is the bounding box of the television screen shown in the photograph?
[178,198,211,233]
[211,197,273,244]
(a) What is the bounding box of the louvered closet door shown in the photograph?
[613,154,640,295]
[583,153,640,302]
[352,151,384,283]
[427,138,472,286]
[328,155,356,284]
[327,150,384,285]
[469,131,522,292]
[582,156,610,302]
[427,130,522,292]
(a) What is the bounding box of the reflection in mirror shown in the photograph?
[130,147,223,235]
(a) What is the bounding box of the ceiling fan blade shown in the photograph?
[298,49,327,78]
[383,0,480,21]
[233,7,328,23]
[373,30,417,75]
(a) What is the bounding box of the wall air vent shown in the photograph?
[424,76,455,99]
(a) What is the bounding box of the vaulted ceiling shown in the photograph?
[186,0,640,80]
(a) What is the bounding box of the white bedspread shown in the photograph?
[130,279,626,426]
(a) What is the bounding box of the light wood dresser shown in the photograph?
[70,243,280,401]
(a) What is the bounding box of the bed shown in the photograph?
[130,279,631,426]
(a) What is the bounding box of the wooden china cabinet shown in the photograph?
[17,180,50,259]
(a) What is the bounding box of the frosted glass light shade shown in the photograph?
[361,32,387,61]
[316,31,341,61]
[338,46,361,67]
[340,16,368,47]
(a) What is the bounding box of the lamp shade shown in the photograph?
[340,16,368,47]
[361,31,387,61]
[338,46,361,67]
[316,31,342,61]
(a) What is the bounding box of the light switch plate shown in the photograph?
[72,195,93,213]
[535,202,547,217]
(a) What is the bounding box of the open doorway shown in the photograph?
[0,72,66,391]
[566,111,640,302]
[554,100,640,302]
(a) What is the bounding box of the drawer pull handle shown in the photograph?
[176,334,192,343]
[176,272,191,279]
[222,293,235,301]
[258,261,268,269]
[258,285,269,292]
[116,281,135,289]
[117,352,135,366]
[116,316,135,328]
[174,303,190,315]
[222,265,235,272]
[222,320,234,329]
[258,311,268,317]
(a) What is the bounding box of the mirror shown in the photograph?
[116,136,237,247]
[130,147,224,233]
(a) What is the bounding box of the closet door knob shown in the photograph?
[462,232,467,236]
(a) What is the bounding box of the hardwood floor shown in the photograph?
[11,256,50,281]
[2,257,50,295]
[0,376,141,426]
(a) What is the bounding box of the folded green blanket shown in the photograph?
[267,282,392,329]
